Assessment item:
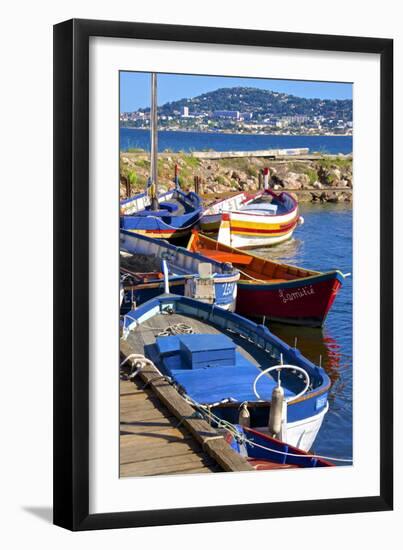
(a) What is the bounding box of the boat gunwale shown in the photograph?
[188,231,345,286]
[202,189,299,219]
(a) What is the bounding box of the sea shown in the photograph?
[120,127,352,155]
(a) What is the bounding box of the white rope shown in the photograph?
[157,323,194,336]
[237,268,266,282]
[120,353,156,379]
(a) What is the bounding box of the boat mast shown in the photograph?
[150,72,159,210]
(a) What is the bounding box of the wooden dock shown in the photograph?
[120,340,253,477]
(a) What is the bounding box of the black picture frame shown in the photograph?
[53,18,393,531]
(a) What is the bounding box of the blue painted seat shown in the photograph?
[159,201,179,213]
[133,208,170,217]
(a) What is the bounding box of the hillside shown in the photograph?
[145,86,352,121]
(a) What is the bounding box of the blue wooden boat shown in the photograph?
[120,187,202,240]
[225,425,333,469]
[120,73,202,240]
[121,294,331,451]
[120,230,239,311]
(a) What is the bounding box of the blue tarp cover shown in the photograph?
[156,334,296,404]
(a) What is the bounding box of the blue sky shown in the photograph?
[120,72,352,112]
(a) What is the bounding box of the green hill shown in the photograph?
[144,86,352,121]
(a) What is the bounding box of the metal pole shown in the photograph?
[150,73,159,209]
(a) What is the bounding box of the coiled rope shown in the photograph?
[157,323,195,336]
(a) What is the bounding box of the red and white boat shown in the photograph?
[188,231,347,327]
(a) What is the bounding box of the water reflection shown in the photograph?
[256,237,303,263]
[267,322,349,386]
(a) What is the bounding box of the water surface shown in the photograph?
[120,127,352,155]
[256,203,353,464]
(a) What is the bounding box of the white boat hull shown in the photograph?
[257,402,329,452]
[200,190,300,249]
[225,228,296,249]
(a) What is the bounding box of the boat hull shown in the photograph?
[200,190,300,249]
[120,230,239,311]
[256,403,329,451]
[120,189,202,240]
[226,425,333,467]
[121,275,238,312]
[187,232,345,327]
[236,272,343,327]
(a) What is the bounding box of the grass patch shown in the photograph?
[182,155,200,168]
[317,156,352,171]
[135,158,150,169]
[215,175,227,185]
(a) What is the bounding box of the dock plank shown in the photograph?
[120,452,216,477]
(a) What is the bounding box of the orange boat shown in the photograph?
[187,231,347,327]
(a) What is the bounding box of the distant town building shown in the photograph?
[182,106,189,117]
[213,110,240,120]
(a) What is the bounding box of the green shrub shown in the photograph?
[215,175,227,185]
[135,158,150,169]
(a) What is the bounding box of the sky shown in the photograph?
[120,72,352,112]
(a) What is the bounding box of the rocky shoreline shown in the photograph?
[120,150,352,204]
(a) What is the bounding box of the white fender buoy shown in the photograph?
[268,384,284,438]
[239,402,250,428]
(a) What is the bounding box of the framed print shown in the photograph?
[53,18,393,530]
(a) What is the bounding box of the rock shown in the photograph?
[298,174,310,187]
[231,171,241,180]
[282,172,302,189]
[313,181,323,189]
[317,166,333,186]
[327,194,339,203]
[332,168,342,181]
[271,175,284,188]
